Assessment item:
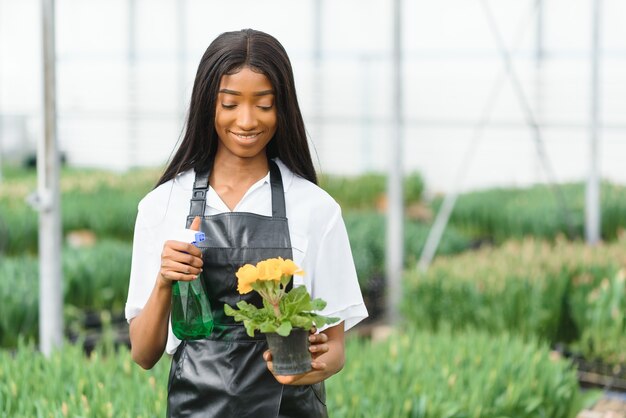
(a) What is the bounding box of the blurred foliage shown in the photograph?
[344,212,470,289]
[319,171,424,210]
[0,167,159,255]
[3,166,626,372]
[441,182,626,243]
[0,240,131,347]
[326,328,589,418]
[576,270,626,365]
[0,328,591,418]
[0,218,470,347]
[403,236,626,366]
[0,340,167,418]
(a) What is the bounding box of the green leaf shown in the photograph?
[312,315,340,328]
[281,286,312,318]
[243,320,256,337]
[290,315,314,330]
[263,298,274,313]
[259,319,278,334]
[235,300,255,312]
[224,282,337,338]
[310,298,327,311]
[276,321,293,337]
[224,304,237,317]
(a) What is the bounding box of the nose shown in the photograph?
[236,105,257,131]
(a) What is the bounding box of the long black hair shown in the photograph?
[156,29,317,187]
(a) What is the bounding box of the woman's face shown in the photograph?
[214,67,277,161]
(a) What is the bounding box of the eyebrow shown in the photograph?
[218,89,274,97]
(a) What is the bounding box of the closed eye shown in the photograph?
[221,103,237,109]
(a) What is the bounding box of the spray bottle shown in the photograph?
[170,228,214,340]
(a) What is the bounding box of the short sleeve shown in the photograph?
[124,203,160,322]
[310,208,368,332]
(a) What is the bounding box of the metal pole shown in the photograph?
[313,0,322,84]
[481,0,577,239]
[535,0,544,65]
[360,55,372,171]
[312,0,323,163]
[127,0,138,169]
[39,0,63,356]
[177,0,187,122]
[586,0,601,244]
[418,0,544,273]
[534,0,545,181]
[0,114,3,182]
[0,0,3,184]
[386,0,403,325]
[0,128,3,182]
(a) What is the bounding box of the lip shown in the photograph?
[229,130,263,143]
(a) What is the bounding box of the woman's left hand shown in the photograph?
[263,324,343,385]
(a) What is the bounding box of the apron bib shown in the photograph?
[167,161,328,418]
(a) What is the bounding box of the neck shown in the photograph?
[210,152,270,187]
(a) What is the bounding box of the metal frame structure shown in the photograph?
[39,0,63,355]
[33,0,606,345]
[417,0,603,277]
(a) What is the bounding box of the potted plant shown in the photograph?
[224,257,338,375]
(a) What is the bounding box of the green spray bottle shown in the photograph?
[170,229,214,339]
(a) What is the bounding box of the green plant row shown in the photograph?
[575,269,626,365]
[402,236,626,365]
[0,168,424,256]
[443,182,626,243]
[326,328,589,418]
[319,172,424,210]
[0,213,470,348]
[0,166,158,256]
[0,340,166,418]
[0,188,147,255]
[0,240,132,347]
[0,329,590,418]
[345,212,471,290]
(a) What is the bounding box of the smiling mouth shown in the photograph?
[230,131,262,139]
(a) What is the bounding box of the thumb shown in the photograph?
[190,216,201,231]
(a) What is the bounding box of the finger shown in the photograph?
[162,246,203,268]
[309,343,329,354]
[309,326,318,335]
[162,259,203,276]
[309,333,328,344]
[190,216,201,231]
[274,371,308,385]
[263,350,273,362]
[310,361,327,371]
[160,266,201,281]
[164,240,204,260]
[274,374,302,385]
[159,270,198,283]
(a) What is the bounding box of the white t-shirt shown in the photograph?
[125,159,369,355]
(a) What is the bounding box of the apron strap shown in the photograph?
[189,160,286,219]
[269,160,287,219]
[189,169,210,219]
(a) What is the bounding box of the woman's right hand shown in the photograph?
[158,216,204,286]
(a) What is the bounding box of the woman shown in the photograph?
[125,29,368,417]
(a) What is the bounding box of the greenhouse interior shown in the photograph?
[1,0,626,416]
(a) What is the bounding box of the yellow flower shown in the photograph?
[279,258,305,276]
[256,258,282,281]
[236,264,258,294]
[234,258,305,294]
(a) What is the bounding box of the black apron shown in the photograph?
[167,161,328,418]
